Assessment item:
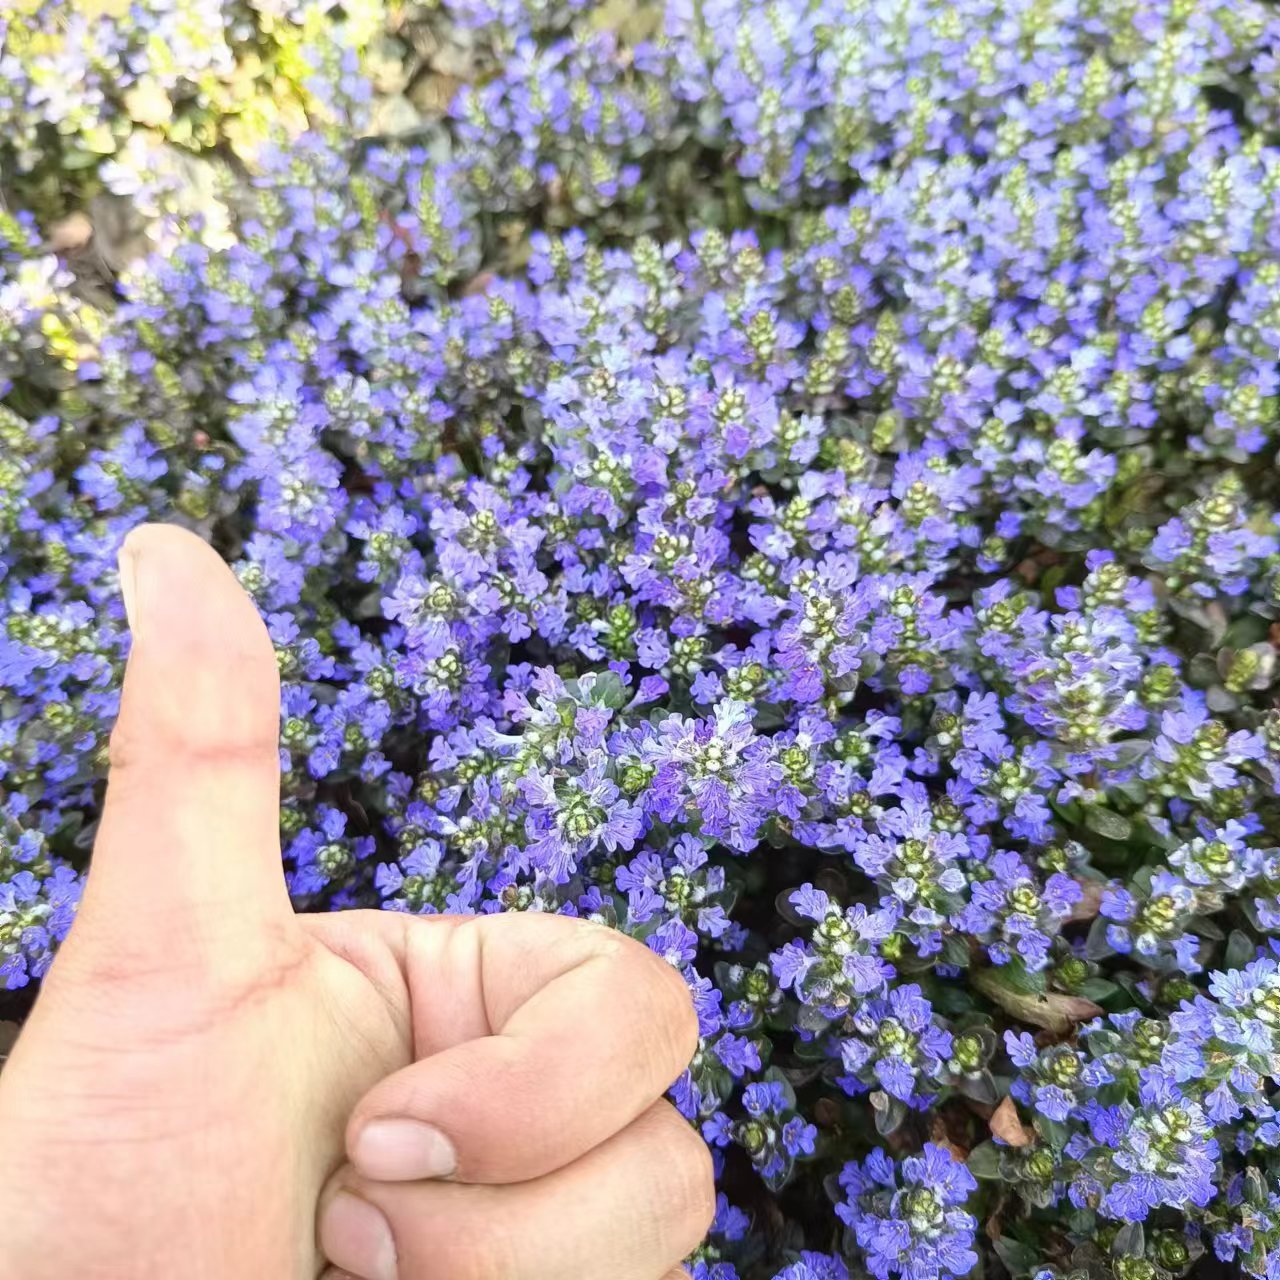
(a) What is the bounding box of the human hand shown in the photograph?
[0,525,713,1280]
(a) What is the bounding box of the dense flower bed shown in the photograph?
[6,2,1280,1278]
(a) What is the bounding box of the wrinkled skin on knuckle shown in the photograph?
[680,1130,719,1244]
[424,1209,522,1280]
[646,1102,718,1250]
[573,914,631,957]
[652,954,701,1070]
[596,928,698,1071]
[629,954,700,1091]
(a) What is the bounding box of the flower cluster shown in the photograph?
[837,1145,979,1280]
[7,0,1280,1277]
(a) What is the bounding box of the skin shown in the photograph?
[0,524,715,1280]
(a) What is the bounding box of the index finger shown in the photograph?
[344,911,699,1185]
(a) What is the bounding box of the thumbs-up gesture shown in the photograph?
[0,526,712,1280]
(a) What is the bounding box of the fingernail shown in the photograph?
[319,1191,397,1280]
[117,540,141,637]
[353,1119,457,1181]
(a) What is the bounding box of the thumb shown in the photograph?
[72,524,291,968]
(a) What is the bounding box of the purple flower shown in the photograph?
[838,984,952,1109]
[838,1144,978,1280]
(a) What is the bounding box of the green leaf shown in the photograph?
[1107,740,1151,769]
[1085,916,1114,961]
[1224,929,1257,971]
[774,888,812,928]
[992,957,1045,995]
[1187,653,1220,687]
[930,987,979,1024]
[796,1003,834,1035]
[993,1236,1043,1277]
[894,949,937,975]
[1075,978,1120,1003]
[1129,815,1174,850]
[579,669,628,709]
[61,147,105,171]
[1206,685,1238,714]
[793,1029,830,1061]
[940,933,972,968]
[965,1140,1003,1180]
[1082,806,1133,842]
[1034,1114,1073,1151]
[871,1090,906,1136]
[958,1070,999,1105]
[1245,1166,1270,1207]
[1112,1223,1145,1259]
[1221,616,1269,649]
[1191,914,1224,941]
[779,1062,824,1088]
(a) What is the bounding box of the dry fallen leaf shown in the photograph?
[1066,879,1104,923]
[989,1095,1035,1148]
[928,1117,969,1162]
[971,970,1103,1035]
[813,1097,841,1128]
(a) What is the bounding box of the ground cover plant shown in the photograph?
[6,1,1280,1277]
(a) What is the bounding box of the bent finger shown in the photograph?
[346,911,698,1184]
[321,1101,715,1280]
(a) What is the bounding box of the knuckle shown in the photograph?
[661,962,701,1063]
[643,955,700,1078]
[573,915,629,959]
[578,928,699,1089]
[614,932,698,1060]
[359,1067,447,1130]
[647,1103,717,1244]
[680,1129,718,1241]
[429,1223,520,1280]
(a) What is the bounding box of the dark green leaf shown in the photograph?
[958,1070,999,1105]
[1082,806,1132,842]
[871,1090,906,1136]
[1112,1223,1144,1259]
[581,669,628,708]
[1107,740,1151,769]
[1225,929,1257,971]
[1190,914,1224,941]
[1034,1114,1073,1151]
[1206,685,1238,714]
[993,1236,1042,1277]
[1075,978,1120,1003]
[1187,653,1220,687]
[1085,916,1114,961]
[965,1140,1002,1180]
[940,933,972,968]
[992,957,1047,996]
